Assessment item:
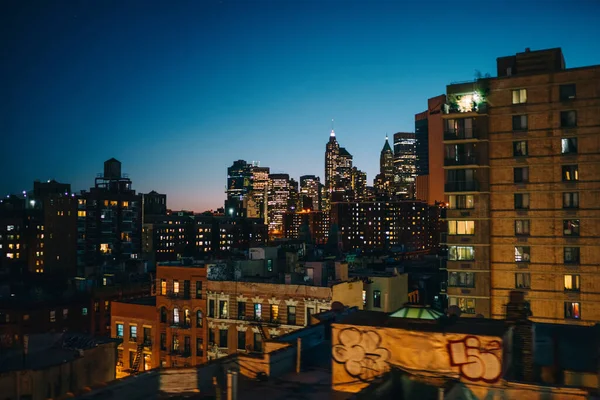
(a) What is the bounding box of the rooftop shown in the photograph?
[0,332,119,372]
[336,311,509,337]
[115,296,157,307]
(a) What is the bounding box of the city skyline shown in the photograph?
[3,1,600,211]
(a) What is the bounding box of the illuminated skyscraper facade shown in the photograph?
[300,175,321,211]
[267,174,290,234]
[225,160,252,217]
[393,132,417,198]
[325,128,339,203]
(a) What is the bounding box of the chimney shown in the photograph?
[505,291,534,382]
[525,48,531,53]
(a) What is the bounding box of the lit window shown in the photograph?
[116,323,124,338]
[563,192,579,209]
[564,275,580,292]
[562,165,578,181]
[173,308,180,324]
[448,246,475,261]
[448,195,474,209]
[161,279,167,295]
[561,138,577,154]
[513,140,528,156]
[122,201,129,207]
[564,302,581,319]
[563,219,580,236]
[50,310,56,322]
[515,220,530,236]
[100,243,110,254]
[449,297,476,314]
[448,272,475,288]
[447,220,475,235]
[173,280,179,293]
[110,200,118,207]
[254,303,262,320]
[82,307,88,316]
[78,211,86,217]
[219,301,228,319]
[512,89,527,104]
[515,246,530,262]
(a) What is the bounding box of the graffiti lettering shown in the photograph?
[333,328,390,382]
[448,336,502,383]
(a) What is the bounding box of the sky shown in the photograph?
[2,0,600,211]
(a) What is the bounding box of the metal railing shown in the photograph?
[444,154,479,166]
[445,181,480,192]
[443,128,476,141]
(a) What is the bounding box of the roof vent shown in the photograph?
[525,48,531,52]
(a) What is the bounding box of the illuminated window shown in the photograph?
[563,192,579,209]
[448,195,474,209]
[219,301,228,319]
[562,165,578,181]
[116,323,124,338]
[196,310,203,328]
[78,211,86,217]
[447,220,475,235]
[104,200,109,207]
[270,305,278,322]
[100,243,110,254]
[50,311,56,322]
[513,140,528,156]
[449,297,476,314]
[373,290,381,308]
[564,275,580,292]
[122,201,129,207]
[110,200,118,207]
[512,89,527,104]
[563,219,580,236]
[515,246,530,262]
[564,302,580,319]
[173,308,180,324]
[362,290,366,307]
[254,303,262,320]
[173,280,179,293]
[161,279,167,295]
[82,307,88,316]
[561,138,577,154]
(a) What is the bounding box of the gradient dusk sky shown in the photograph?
[2,0,600,211]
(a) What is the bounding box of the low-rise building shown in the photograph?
[0,332,119,400]
[351,268,408,313]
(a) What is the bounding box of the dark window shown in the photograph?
[238,302,246,319]
[287,306,296,325]
[160,333,166,351]
[561,138,577,154]
[237,331,246,350]
[306,307,314,323]
[196,310,203,328]
[562,165,578,181]
[514,193,530,209]
[143,327,151,344]
[512,115,528,130]
[253,333,263,352]
[254,303,262,320]
[448,272,475,288]
[267,259,273,272]
[373,290,381,308]
[563,192,579,209]
[563,220,580,236]
[559,84,576,100]
[129,351,135,369]
[184,336,191,355]
[513,141,528,156]
[209,329,215,345]
[564,302,581,319]
[195,281,202,299]
[183,280,190,299]
[515,273,531,289]
[160,307,167,323]
[560,111,577,127]
[564,247,580,264]
[208,299,215,317]
[196,338,204,356]
[515,246,530,262]
[219,329,227,348]
[564,275,580,292]
[514,167,529,183]
[129,326,137,342]
[515,220,530,236]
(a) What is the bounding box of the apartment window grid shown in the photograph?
[448,246,475,261]
[448,272,475,288]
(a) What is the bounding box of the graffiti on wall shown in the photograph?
[448,336,502,383]
[333,327,391,382]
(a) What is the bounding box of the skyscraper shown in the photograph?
[267,174,290,234]
[225,160,252,217]
[299,175,321,211]
[325,128,339,202]
[247,164,270,220]
[393,132,417,198]
[374,136,395,198]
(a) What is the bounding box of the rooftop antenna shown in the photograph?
[330,119,335,137]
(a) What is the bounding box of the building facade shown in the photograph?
[282,210,330,244]
[393,132,417,198]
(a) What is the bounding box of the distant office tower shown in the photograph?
[248,164,270,220]
[334,147,354,201]
[267,174,290,234]
[225,160,252,217]
[374,136,396,198]
[325,128,339,200]
[415,95,446,204]
[442,47,600,325]
[288,178,300,212]
[78,158,142,272]
[283,210,330,244]
[393,132,417,198]
[299,175,322,211]
[142,190,167,221]
[351,167,368,201]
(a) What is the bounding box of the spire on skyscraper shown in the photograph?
[382,134,392,153]
[330,118,335,137]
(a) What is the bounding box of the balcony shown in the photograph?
[445,181,480,192]
[143,340,152,349]
[170,321,191,329]
[443,100,488,115]
[444,154,479,167]
[444,129,477,141]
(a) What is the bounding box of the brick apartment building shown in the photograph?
[442,47,600,324]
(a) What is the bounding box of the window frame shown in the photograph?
[564,302,581,320]
[560,110,577,128]
[562,165,579,181]
[561,137,578,154]
[515,246,531,263]
[563,219,580,236]
[564,247,580,264]
[512,88,527,104]
[512,115,528,131]
[448,246,475,261]
[563,192,579,209]
[373,290,382,308]
[515,272,531,289]
[514,193,530,210]
[564,274,581,292]
[513,140,528,157]
[514,220,530,236]
[559,84,576,101]
[448,271,475,288]
[514,167,529,183]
